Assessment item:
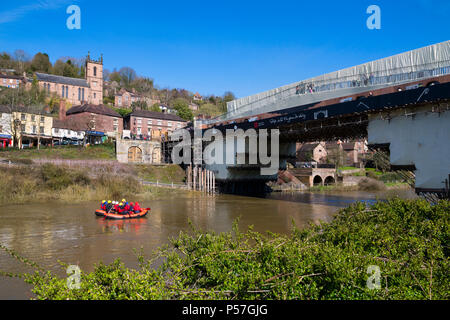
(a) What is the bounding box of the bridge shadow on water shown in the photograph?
[263,191,379,208]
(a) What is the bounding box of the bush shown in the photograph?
[2,198,448,300]
[358,177,386,191]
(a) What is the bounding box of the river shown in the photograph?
[0,188,416,299]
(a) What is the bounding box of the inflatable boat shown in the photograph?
[95,208,149,220]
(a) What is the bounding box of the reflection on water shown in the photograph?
[0,188,414,299]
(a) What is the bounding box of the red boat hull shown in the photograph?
[95,208,149,220]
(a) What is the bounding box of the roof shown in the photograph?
[115,90,141,97]
[129,109,187,122]
[35,72,89,88]
[0,74,23,80]
[66,104,122,117]
[298,143,321,152]
[0,105,49,115]
[53,119,86,131]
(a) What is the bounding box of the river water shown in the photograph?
[0,188,415,299]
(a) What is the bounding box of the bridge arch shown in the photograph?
[324,176,335,185]
[313,175,323,186]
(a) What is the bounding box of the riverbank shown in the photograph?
[2,198,448,300]
[0,162,187,205]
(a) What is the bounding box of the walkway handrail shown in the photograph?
[200,60,450,125]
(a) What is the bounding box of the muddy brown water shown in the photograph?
[0,188,416,299]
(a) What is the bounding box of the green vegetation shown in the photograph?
[0,160,187,205]
[0,163,142,204]
[2,198,448,300]
[0,144,116,160]
[338,166,358,171]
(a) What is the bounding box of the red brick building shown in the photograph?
[124,110,187,141]
[65,104,123,143]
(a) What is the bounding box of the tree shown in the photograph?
[131,100,148,111]
[30,52,51,73]
[150,103,161,112]
[119,67,137,87]
[173,98,193,121]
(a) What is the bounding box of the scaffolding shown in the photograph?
[203,40,450,124]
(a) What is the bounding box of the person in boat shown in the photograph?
[129,202,134,212]
[106,200,113,212]
[133,202,141,213]
[113,202,120,213]
[100,200,107,210]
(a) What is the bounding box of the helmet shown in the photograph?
[108,200,111,203]
[130,202,134,206]
[102,200,106,203]
[121,199,126,203]
[119,202,123,206]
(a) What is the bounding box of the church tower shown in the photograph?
[85,52,103,105]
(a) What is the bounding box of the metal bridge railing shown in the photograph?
[200,60,450,126]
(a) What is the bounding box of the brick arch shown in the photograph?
[313,175,323,186]
[324,176,335,185]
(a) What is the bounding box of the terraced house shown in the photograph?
[123,110,187,141]
[0,106,13,148]
[36,52,103,105]
[64,103,123,144]
[10,108,53,148]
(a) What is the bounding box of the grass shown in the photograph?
[134,164,186,184]
[0,143,116,161]
[0,162,187,205]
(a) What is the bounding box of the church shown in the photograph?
[35,52,103,105]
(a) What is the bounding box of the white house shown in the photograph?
[0,106,13,148]
[52,119,85,144]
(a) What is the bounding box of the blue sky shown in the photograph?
[0,0,449,98]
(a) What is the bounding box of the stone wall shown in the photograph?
[116,138,161,164]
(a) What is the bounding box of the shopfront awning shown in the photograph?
[86,131,105,137]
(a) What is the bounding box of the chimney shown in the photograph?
[59,99,66,121]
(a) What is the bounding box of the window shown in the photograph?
[94,93,96,99]
[21,124,25,132]
[62,85,65,97]
[137,127,142,134]
[32,125,36,134]
[147,120,152,125]
[39,127,44,134]
[78,88,81,101]
[54,128,59,133]
[118,97,122,105]
[113,119,119,132]
[93,81,97,87]
[0,125,2,133]
[157,120,162,126]
[40,116,45,123]
[82,88,85,101]
[168,122,172,127]
[31,115,35,122]
[21,113,26,120]
[93,66,97,77]
[65,86,69,98]
[137,118,142,124]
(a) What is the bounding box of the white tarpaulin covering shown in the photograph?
[218,40,450,123]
